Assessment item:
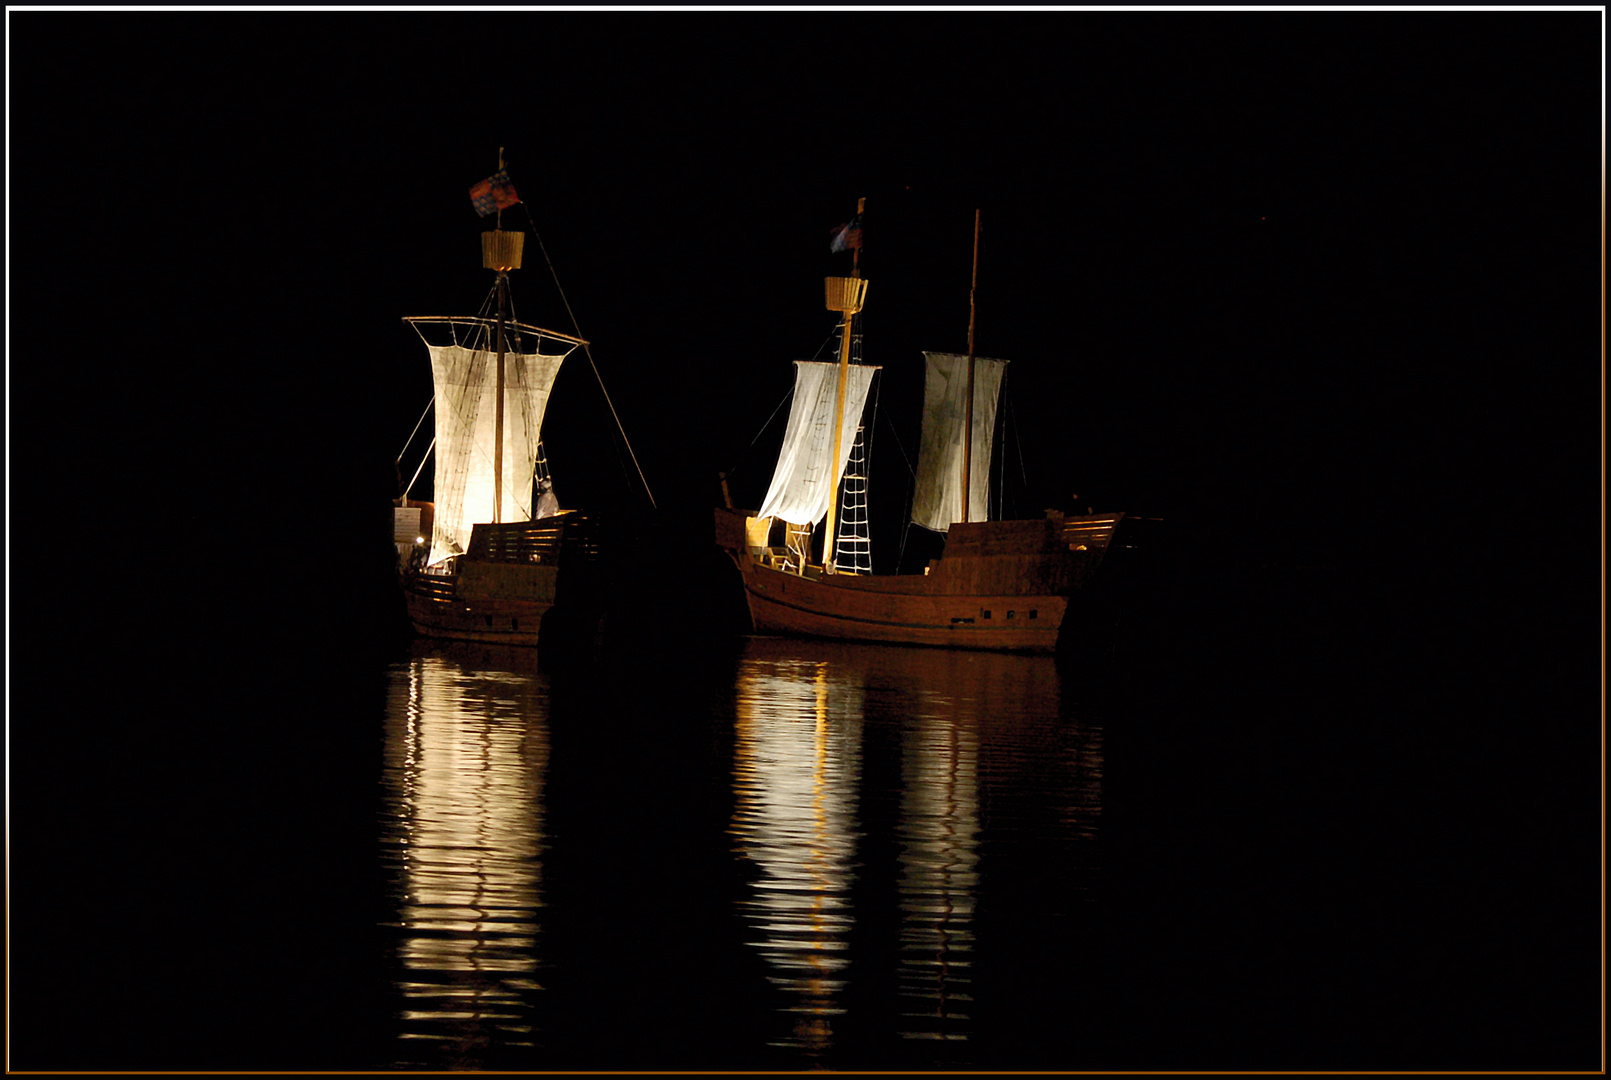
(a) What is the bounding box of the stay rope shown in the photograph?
[723,382,795,482]
[521,203,657,510]
[398,396,433,463]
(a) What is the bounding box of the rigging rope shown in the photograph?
[863,366,881,478]
[879,395,917,481]
[522,203,658,510]
[403,437,436,502]
[995,369,1006,520]
[873,374,919,571]
[398,396,434,463]
[724,382,795,481]
[857,367,882,573]
[1003,373,1030,497]
[810,325,843,363]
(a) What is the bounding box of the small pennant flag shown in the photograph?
[470,169,521,217]
[830,215,863,252]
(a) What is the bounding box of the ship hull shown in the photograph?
[737,558,1067,651]
[402,567,556,648]
[717,507,1127,654]
[401,513,603,649]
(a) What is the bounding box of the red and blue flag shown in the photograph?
[830,215,862,252]
[470,169,521,217]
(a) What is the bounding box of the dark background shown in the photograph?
[7,8,1600,1073]
[9,13,1594,584]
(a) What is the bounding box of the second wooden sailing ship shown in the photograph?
[715,204,1149,654]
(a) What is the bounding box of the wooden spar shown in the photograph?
[962,208,980,525]
[492,149,508,524]
[823,197,866,573]
[494,271,508,523]
[403,316,586,348]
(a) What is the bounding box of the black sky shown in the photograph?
[10,10,1595,576]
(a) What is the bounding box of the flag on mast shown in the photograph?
[470,169,521,217]
[830,215,863,252]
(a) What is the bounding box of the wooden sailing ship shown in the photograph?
[394,154,618,647]
[715,204,1146,654]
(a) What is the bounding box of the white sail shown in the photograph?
[910,351,1006,533]
[427,340,574,563]
[757,360,879,527]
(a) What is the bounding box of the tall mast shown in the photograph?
[494,281,507,522]
[823,197,868,573]
[962,208,980,525]
[481,147,523,523]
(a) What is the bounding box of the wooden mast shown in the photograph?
[492,148,508,523]
[962,208,980,524]
[823,197,866,573]
[476,148,524,525]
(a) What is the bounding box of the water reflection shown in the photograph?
[379,645,551,1069]
[370,635,1102,1070]
[730,652,865,1059]
[897,684,980,1047]
[729,638,1080,1067]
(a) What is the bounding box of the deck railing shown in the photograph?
[464,513,605,565]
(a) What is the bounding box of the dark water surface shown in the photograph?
[9,549,1599,1073]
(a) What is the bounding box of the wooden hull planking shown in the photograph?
[403,569,556,647]
[738,557,1066,651]
[715,509,1121,651]
[401,517,574,648]
[716,506,1125,654]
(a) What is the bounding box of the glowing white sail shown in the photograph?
[910,351,1006,533]
[426,339,573,563]
[757,360,879,527]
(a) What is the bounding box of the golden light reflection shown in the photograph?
[730,655,865,1058]
[896,696,980,1045]
[380,653,550,1064]
[730,638,1064,1064]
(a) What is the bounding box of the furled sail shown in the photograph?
[425,337,575,564]
[757,360,879,527]
[910,351,1007,533]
